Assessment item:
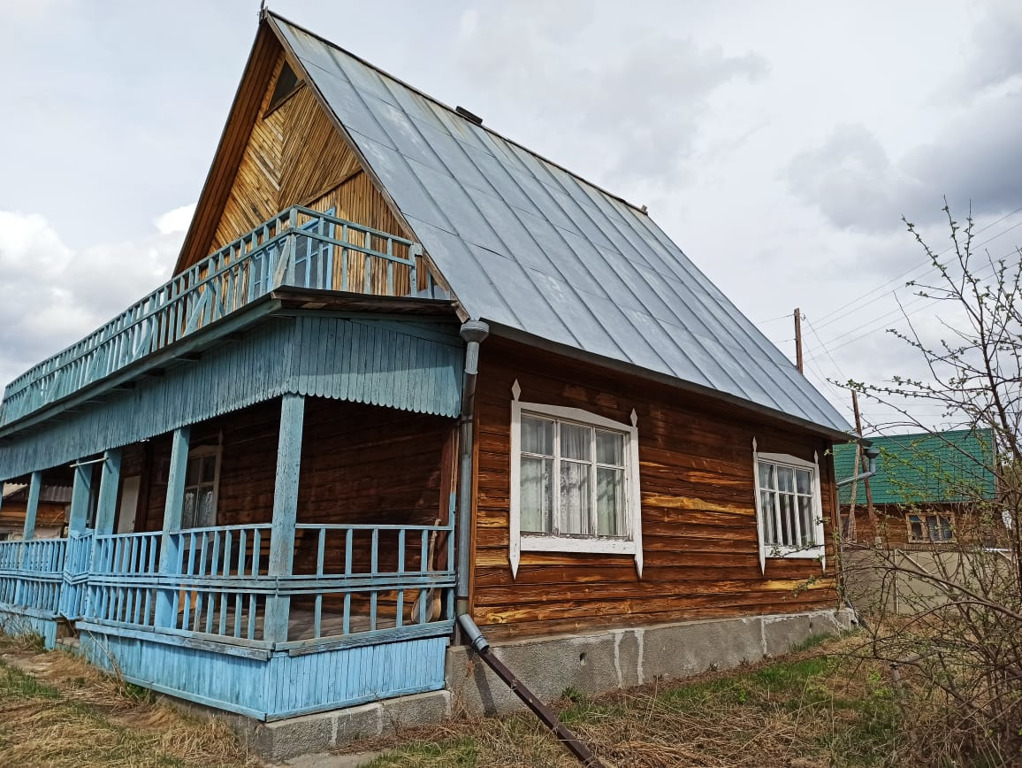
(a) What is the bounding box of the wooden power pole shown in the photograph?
[851,391,877,534]
[794,308,804,373]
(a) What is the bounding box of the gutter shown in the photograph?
[455,320,489,616]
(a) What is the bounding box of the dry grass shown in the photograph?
[355,634,908,768]
[0,632,261,768]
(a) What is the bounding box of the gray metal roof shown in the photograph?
[272,16,853,437]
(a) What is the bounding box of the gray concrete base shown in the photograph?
[231,690,452,763]
[217,607,855,760]
[447,607,856,717]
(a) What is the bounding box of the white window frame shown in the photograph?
[510,380,642,578]
[181,445,222,530]
[751,438,825,574]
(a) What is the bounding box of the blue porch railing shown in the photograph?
[0,538,66,617]
[80,518,455,649]
[0,207,433,428]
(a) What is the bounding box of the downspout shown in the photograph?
[451,323,605,768]
[836,444,879,487]
[456,320,489,618]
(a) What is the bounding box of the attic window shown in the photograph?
[266,62,301,115]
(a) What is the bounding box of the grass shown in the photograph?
[0,628,916,767]
[359,633,906,768]
[0,633,259,768]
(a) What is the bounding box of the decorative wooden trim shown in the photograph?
[509,380,643,578]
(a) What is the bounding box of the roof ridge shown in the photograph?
[263,9,648,216]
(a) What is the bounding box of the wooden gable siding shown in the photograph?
[206,51,401,257]
[471,337,839,640]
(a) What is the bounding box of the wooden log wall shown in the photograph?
[472,337,840,640]
[133,397,452,562]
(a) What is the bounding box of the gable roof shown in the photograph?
[186,12,853,439]
[834,429,997,506]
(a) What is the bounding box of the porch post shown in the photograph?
[94,449,123,536]
[69,461,93,536]
[264,394,305,643]
[155,427,190,628]
[23,470,42,541]
[61,461,95,618]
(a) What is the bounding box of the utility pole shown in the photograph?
[794,308,804,374]
[851,391,877,534]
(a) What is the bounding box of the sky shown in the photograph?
[1,0,1020,436]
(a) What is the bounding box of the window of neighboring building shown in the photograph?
[181,446,221,530]
[509,382,642,578]
[907,513,953,543]
[752,440,825,573]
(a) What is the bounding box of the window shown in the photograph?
[907,514,953,543]
[265,62,301,115]
[510,381,642,577]
[181,446,221,530]
[751,439,825,573]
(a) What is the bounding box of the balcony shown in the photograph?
[0,207,438,429]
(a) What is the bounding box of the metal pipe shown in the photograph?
[457,615,604,768]
[456,320,489,616]
[836,444,880,487]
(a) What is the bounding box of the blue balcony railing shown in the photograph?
[0,207,431,427]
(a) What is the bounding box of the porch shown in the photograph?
[0,209,465,720]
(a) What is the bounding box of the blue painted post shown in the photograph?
[94,449,122,535]
[155,427,190,628]
[264,395,304,643]
[22,470,42,541]
[69,461,92,536]
[61,460,94,618]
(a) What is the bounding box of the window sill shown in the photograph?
[763,545,825,560]
[520,534,636,556]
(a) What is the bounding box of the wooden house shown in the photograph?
[0,483,70,541]
[0,11,854,749]
[835,429,998,549]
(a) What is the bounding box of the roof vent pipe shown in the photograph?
[456,320,489,617]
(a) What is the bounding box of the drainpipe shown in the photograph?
[836,443,880,487]
[456,320,489,618]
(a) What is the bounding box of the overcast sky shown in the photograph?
[2,0,1020,435]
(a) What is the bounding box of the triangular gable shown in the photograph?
[266,13,852,438]
[174,20,422,276]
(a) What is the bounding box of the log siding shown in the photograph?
[471,338,839,639]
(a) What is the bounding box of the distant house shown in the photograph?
[0,10,855,756]
[834,429,997,548]
[0,483,70,541]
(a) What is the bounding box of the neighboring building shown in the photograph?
[0,483,71,541]
[0,11,854,755]
[834,428,998,548]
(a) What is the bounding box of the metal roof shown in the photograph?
[271,15,853,437]
[835,429,996,505]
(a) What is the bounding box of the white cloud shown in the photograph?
[0,207,188,390]
[154,203,196,235]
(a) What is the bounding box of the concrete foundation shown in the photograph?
[446,607,856,717]
[196,607,856,760]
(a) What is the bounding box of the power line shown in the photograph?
[809,201,1021,331]
[807,242,1010,357]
